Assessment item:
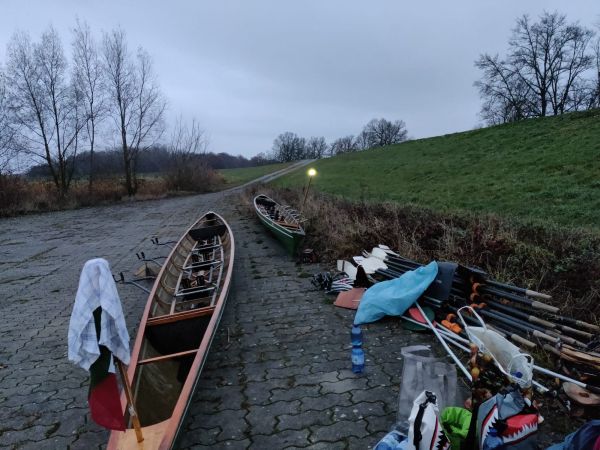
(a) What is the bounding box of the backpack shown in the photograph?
[476,386,538,449]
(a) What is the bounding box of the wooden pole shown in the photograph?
[115,359,144,443]
[300,176,313,214]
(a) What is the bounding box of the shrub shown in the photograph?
[164,162,224,193]
[244,185,600,322]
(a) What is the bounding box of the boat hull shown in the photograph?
[254,195,305,255]
[107,211,234,450]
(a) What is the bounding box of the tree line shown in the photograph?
[0,21,230,196]
[475,11,600,124]
[271,118,408,162]
[26,146,275,178]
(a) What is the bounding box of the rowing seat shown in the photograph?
[275,220,301,229]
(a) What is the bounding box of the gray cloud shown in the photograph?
[0,0,598,157]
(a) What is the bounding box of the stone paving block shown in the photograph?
[176,427,223,449]
[277,408,333,432]
[0,189,436,448]
[286,442,346,450]
[309,418,370,443]
[319,377,370,394]
[347,434,380,449]
[270,385,321,403]
[299,392,353,413]
[364,413,395,434]
[246,399,301,436]
[249,429,311,449]
[69,430,108,450]
[333,401,388,422]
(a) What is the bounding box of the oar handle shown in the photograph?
[585,383,600,395]
[510,334,537,350]
[531,301,559,314]
[115,359,144,443]
[574,319,600,333]
[525,289,552,300]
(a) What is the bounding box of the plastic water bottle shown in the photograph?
[374,430,407,450]
[483,428,504,450]
[351,347,365,373]
[351,325,363,346]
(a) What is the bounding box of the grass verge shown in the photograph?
[246,185,600,323]
[219,162,294,188]
[273,109,600,229]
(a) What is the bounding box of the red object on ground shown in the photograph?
[334,288,366,310]
[89,373,126,431]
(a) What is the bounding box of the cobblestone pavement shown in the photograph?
[0,189,433,449]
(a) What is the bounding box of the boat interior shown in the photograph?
[128,212,231,427]
[255,195,303,230]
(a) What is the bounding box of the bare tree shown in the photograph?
[474,54,532,123]
[361,118,408,148]
[272,132,306,162]
[330,135,358,155]
[102,28,166,196]
[0,65,17,173]
[592,24,600,108]
[6,28,85,196]
[476,12,596,123]
[305,136,327,159]
[166,116,211,191]
[355,130,371,151]
[72,19,105,191]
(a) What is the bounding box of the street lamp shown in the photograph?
[301,168,317,212]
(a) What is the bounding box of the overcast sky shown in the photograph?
[0,1,598,157]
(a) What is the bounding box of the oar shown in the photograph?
[115,359,144,442]
[406,302,600,396]
[402,310,549,394]
[546,313,600,333]
[467,307,559,345]
[485,299,593,340]
[439,303,539,350]
[413,302,472,381]
[384,252,552,299]
[471,283,558,313]
[473,305,588,348]
[381,259,558,314]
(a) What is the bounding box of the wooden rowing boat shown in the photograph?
[254,194,305,255]
[107,211,234,450]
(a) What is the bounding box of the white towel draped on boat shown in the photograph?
[68,258,130,372]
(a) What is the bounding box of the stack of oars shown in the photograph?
[361,249,600,394]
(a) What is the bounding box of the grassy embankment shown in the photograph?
[274,109,600,228]
[218,162,294,188]
[264,110,600,321]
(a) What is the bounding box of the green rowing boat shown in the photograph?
[254,194,305,255]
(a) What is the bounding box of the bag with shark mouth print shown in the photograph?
[407,390,451,450]
[476,386,538,449]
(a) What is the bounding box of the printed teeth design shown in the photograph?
[502,422,538,444]
[480,406,499,448]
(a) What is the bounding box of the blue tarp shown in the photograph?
[546,420,600,450]
[354,261,438,325]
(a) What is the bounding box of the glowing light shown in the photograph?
[307,168,317,177]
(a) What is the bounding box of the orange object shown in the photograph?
[441,320,462,334]
[334,288,366,310]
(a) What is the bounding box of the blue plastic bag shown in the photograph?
[354,261,438,325]
[374,430,409,449]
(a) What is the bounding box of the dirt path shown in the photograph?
[0,184,431,449]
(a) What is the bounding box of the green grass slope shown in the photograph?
[218,162,293,188]
[274,110,600,228]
